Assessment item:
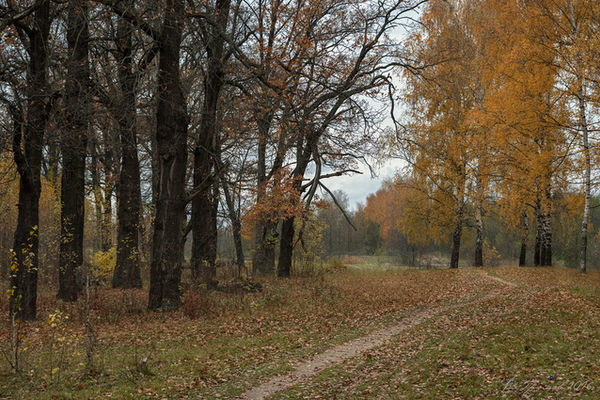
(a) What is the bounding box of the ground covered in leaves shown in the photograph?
[1,266,599,399]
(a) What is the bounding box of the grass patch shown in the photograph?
[570,285,600,301]
[0,268,493,399]
[275,271,600,399]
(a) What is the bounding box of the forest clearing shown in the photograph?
[1,265,599,399]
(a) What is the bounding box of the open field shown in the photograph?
[1,266,599,399]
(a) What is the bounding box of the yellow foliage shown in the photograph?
[89,247,116,283]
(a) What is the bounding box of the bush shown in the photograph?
[89,247,116,284]
[182,290,203,319]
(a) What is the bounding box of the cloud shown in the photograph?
[322,159,406,209]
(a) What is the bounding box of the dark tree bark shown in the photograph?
[519,210,528,267]
[221,177,245,272]
[541,209,552,267]
[253,221,277,275]
[113,4,142,289]
[449,205,463,269]
[58,0,90,302]
[473,174,484,267]
[8,0,51,320]
[534,196,552,267]
[191,0,232,286]
[277,217,295,277]
[191,151,217,285]
[252,113,277,275]
[474,197,484,267]
[277,135,314,277]
[534,200,542,266]
[148,0,188,311]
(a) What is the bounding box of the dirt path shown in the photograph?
[481,270,518,287]
[238,271,515,400]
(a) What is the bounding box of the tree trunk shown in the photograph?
[113,7,142,289]
[534,200,542,266]
[58,0,90,302]
[8,0,50,320]
[252,113,277,275]
[473,174,484,267]
[578,92,590,273]
[277,217,295,277]
[253,223,277,275]
[449,205,463,269]
[191,153,217,285]
[277,135,314,276]
[89,139,104,250]
[474,196,484,267]
[148,0,188,311]
[191,0,231,286]
[541,208,552,267]
[519,210,528,267]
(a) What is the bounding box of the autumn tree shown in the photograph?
[272,0,424,276]
[478,0,570,267]
[530,0,600,272]
[147,0,188,310]
[399,0,482,269]
[112,1,143,288]
[364,180,426,265]
[58,0,90,301]
[188,0,233,286]
[91,0,148,288]
[1,0,51,319]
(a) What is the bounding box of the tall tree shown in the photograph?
[250,0,282,276]
[480,0,568,267]
[6,0,51,319]
[191,0,232,286]
[148,0,188,310]
[112,0,142,288]
[271,0,421,276]
[58,0,90,302]
[400,0,480,269]
[531,0,600,272]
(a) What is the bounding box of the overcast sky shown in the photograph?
[319,158,406,210]
[314,6,419,211]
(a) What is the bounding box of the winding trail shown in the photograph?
[238,270,516,399]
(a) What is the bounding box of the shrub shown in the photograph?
[182,290,207,319]
[89,247,116,284]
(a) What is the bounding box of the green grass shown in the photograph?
[3,267,595,399]
[3,268,490,399]
[570,285,600,301]
[1,320,382,399]
[275,279,600,399]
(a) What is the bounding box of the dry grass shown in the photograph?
[0,267,497,399]
[277,267,600,399]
